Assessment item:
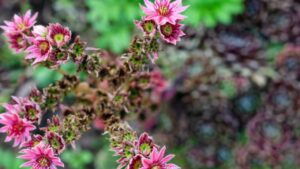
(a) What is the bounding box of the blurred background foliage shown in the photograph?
[1,0,300,168]
[185,0,244,27]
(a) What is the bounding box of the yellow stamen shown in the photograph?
[158,6,169,16]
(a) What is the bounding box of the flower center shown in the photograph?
[140,143,151,155]
[142,20,156,34]
[158,6,169,16]
[37,156,51,167]
[38,41,50,55]
[18,23,26,30]
[16,36,23,45]
[57,52,66,60]
[161,23,173,37]
[133,160,142,169]
[54,33,64,43]
[25,106,38,121]
[152,166,161,169]
[50,138,61,150]
[11,122,25,135]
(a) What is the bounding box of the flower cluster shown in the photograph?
[0,96,64,169]
[1,11,72,66]
[0,1,187,168]
[107,124,179,169]
[137,0,188,45]
[0,10,37,53]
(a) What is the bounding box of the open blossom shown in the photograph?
[0,10,37,33]
[135,18,157,37]
[141,146,180,169]
[159,21,184,45]
[26,38,51,64]
[140,0,188,25]
[5,33,28,53]
[48,23,71,47]
[0,112,35,147]
[19,142,64,169]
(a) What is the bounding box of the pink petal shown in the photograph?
[161,154,174,163]
[144,0,155,10]
[157,146,166,160]
[24,10,31,21]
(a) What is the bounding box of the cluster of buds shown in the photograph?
[0,0,188,168]
[103,114,179,169]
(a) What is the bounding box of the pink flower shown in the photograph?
[140,0,188,25]
[0,10,38,34]
[32,25,48,38]
[141,146,180,169]
[127,154,143,169]
[11,96,42,123]
[25,38,51,64]
[159,21,185,45]
[135,18,157,37]
[5,33,28,53]
[0,112,35,147]
[48,23,71,47]
[19,142,64,169]
[136,132,157,156]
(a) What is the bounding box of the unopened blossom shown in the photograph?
[136,132,157,156]
[19,142,64,169]
[135,18,157,37]
[0,10,37,34]
[141,146,180,169]
[48,48,69,66]
[140,0,188,25]
[25,38,51,64]
[9,96,41,123]
[45,115,61,133]
[0,112,35,147]
[5,33,28,53]
[29,87,43,103]
[48,23,71,47]
[46,132,66,154]
[159,21,185,45]
[10,96,43,123]
[22,134,43,148]
[115,142,136,169]
[32,25,48,38]
[127,154,143,169]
